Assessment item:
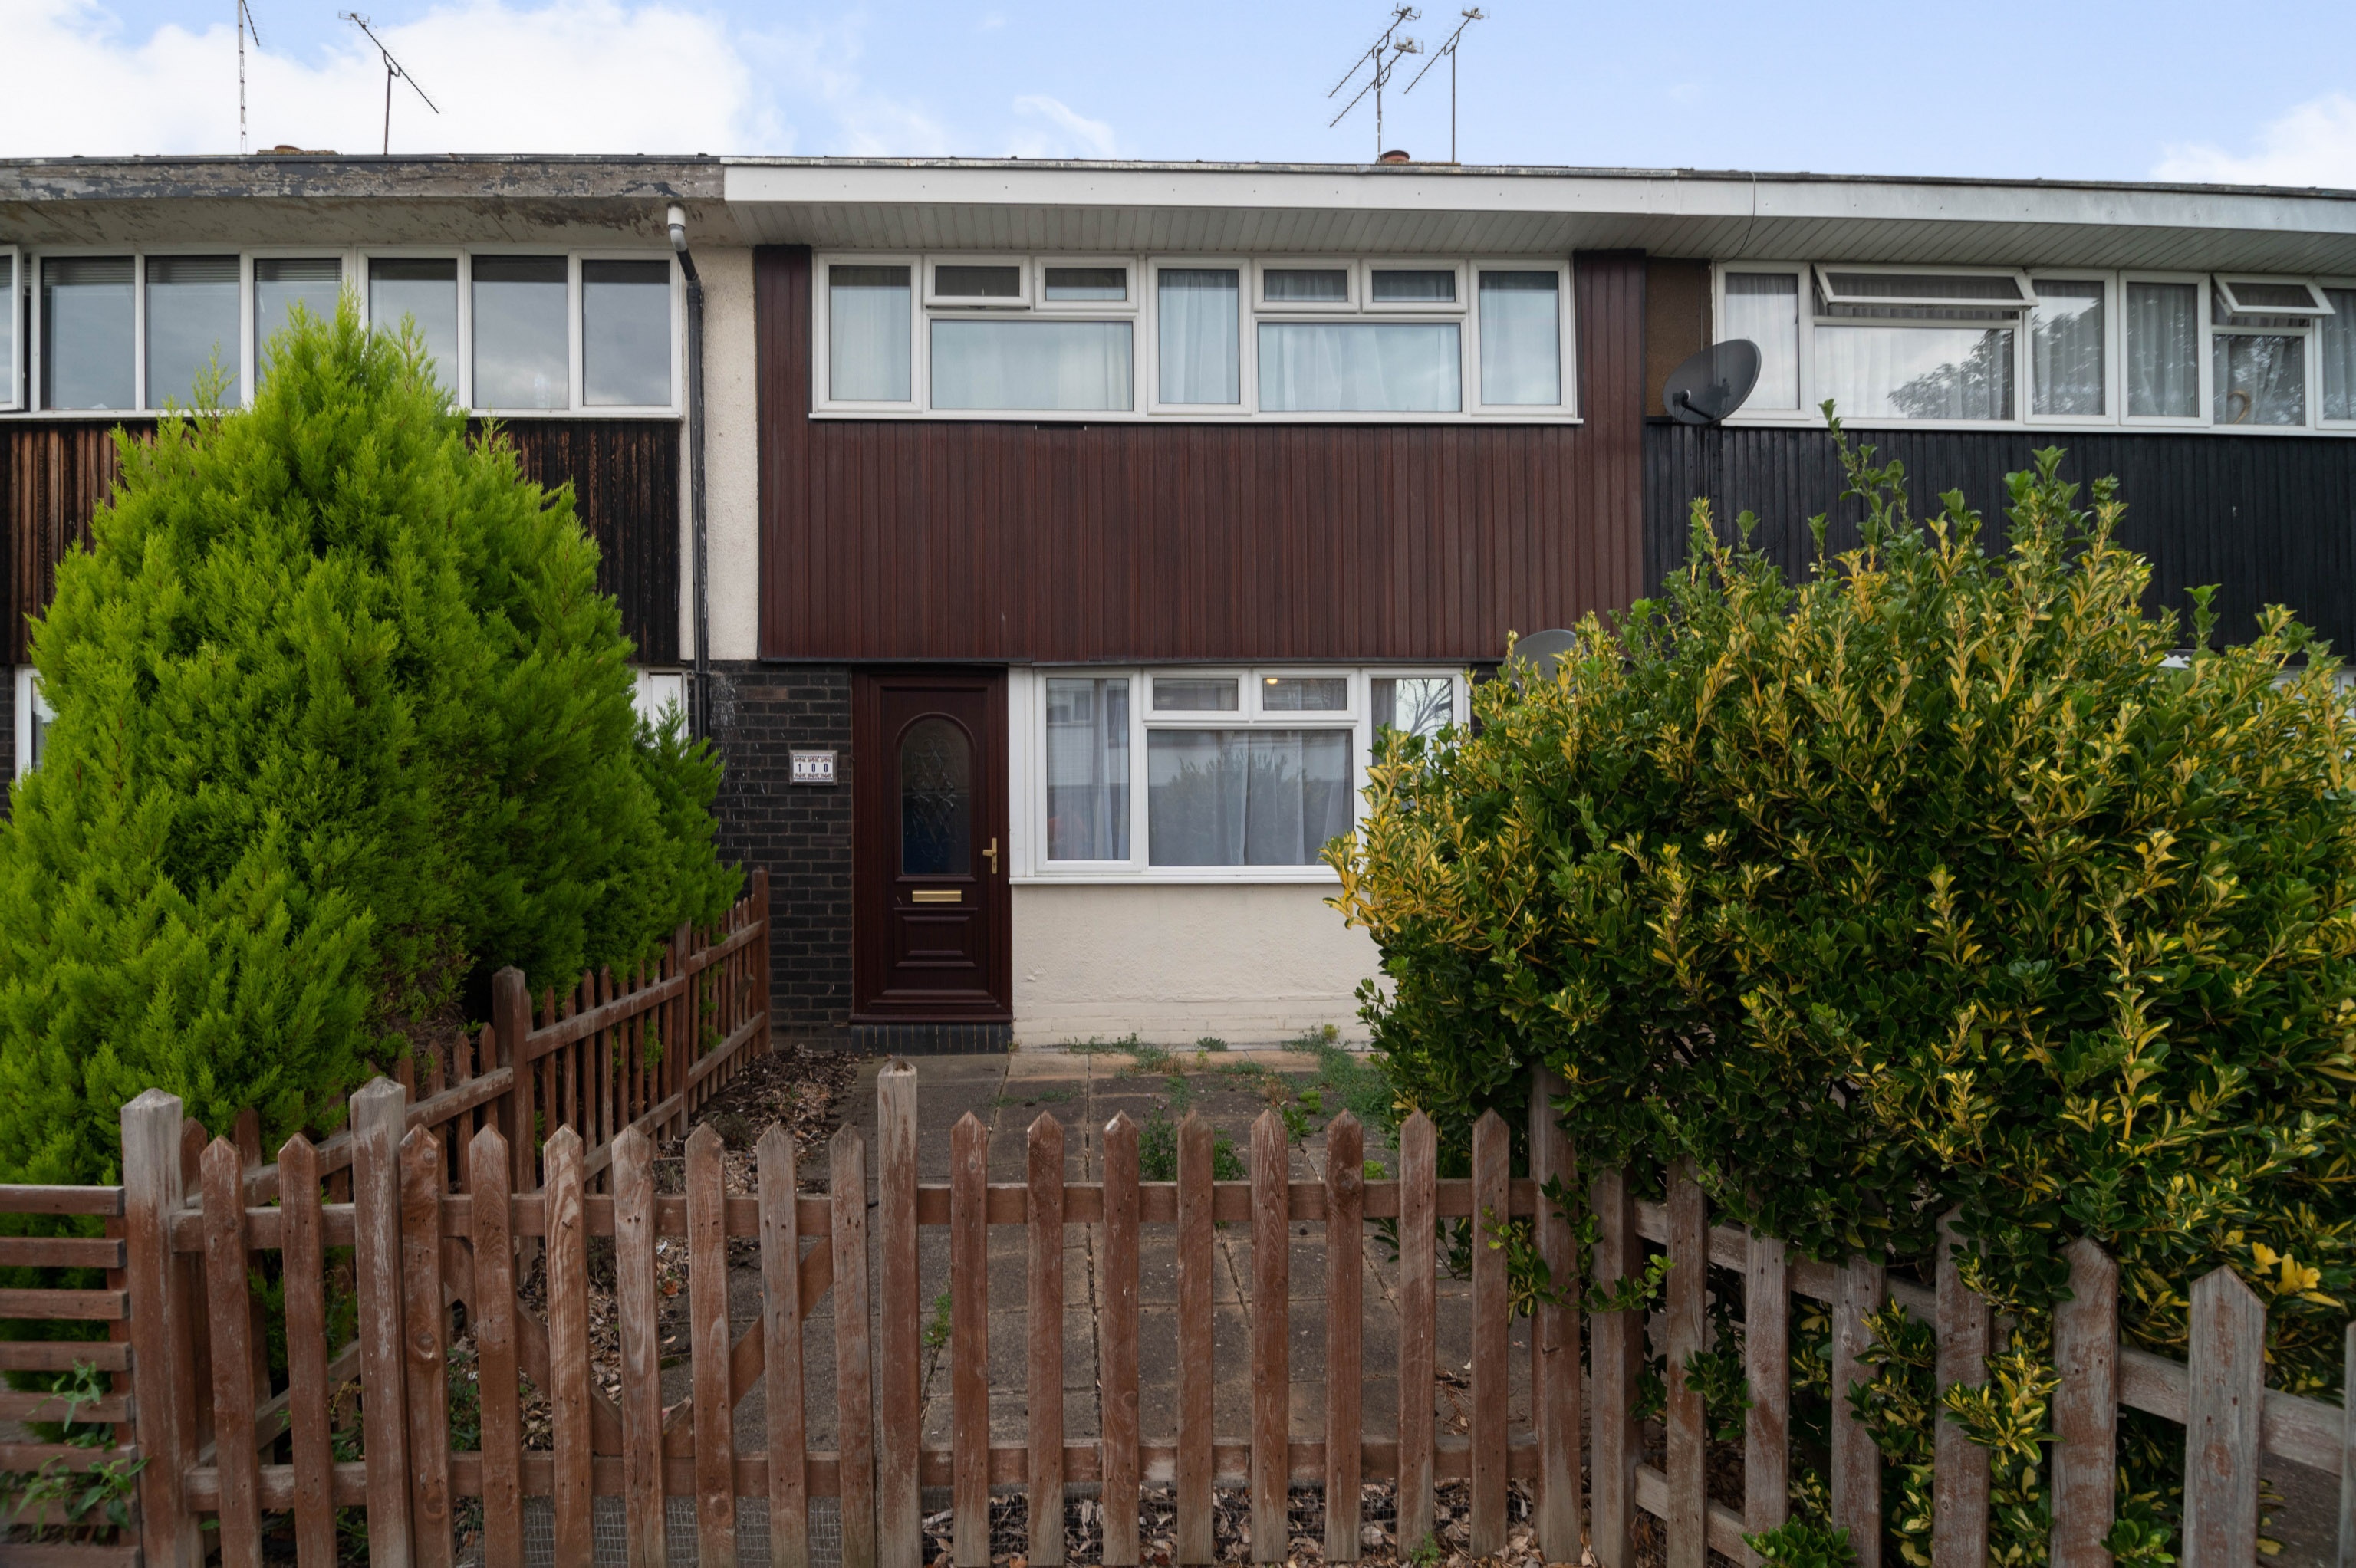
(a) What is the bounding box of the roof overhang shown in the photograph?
[722,159,2356,274]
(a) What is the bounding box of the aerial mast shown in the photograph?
[1327,7,1423,159]
[1403,8,1485,164]
[236,0,262,155]
[338,12,441,155]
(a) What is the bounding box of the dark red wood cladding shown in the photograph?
[0,416,679,666]
[756,246,1647,663]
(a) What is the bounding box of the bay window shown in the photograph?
[1022,667,1466,879]
[816,251,1575,420]
[1719,262,2349,434]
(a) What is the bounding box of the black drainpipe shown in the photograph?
[666,202,710,741]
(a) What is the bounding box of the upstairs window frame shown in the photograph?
[815,250,1579,424]
[2321,275,2356,430]
[8,245,679,420]
[0,246,21,413]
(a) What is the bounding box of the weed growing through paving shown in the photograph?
[1137,1112,1244,1183]
[923,1291,953,1349]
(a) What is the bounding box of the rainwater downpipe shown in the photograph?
[666,202,710,740]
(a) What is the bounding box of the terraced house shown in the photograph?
[4,154,2353,1051]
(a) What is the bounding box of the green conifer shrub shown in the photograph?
[1331,424,2356,1560]
[0,302,738,1185]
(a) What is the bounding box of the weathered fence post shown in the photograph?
[877,1060,922,1568]
[2183,1265,2266,1568]
[1324,1111,1364,1565]
[1527,1066,1581,1563]
[687,1125,738,1567]
[1469,1110,1509,1557]
[351,1075,414,1568]
[1028,1113,1068,1566]
[1175,1113,1216,1567]
[2050,1236,2120,1568]
[2338,1322,2354,1568]
[492,967,535,1197]
[1831,1256,1887,1568]
[1934,1211,1992,1568]
[1743,1228,1789,1566]
[202,1138,262,1567]
[1664,1159,1708,1568]
[1590,1165,1640,1568]
[833,1123,877,1568]
[1396,1112,1437,1561]
[1249,1109,1291,1564]
[400,1129,456,1568]
[950,1113,991,1568]
[123,1089,198,1568]
[1101,1111,1143,1568]
[614,1124,664,1568]
[758,1123,811,1568]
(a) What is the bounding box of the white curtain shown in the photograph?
[1722,274,1799,409]
[2031,281,2105,416]
[1478,271,1560,406]
[2126,282,2200,418]
[2321,289,2355,422]
[1045,679,1130,862]
[1157,268,1240,404]
[2213,334,2306,426]
[828,266,911,402]
[931,320,1132,411]
[1147,729,1352,866]
[1815,325,2013,420]
[1258,321,1460,413]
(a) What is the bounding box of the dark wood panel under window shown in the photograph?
[1644,422,2356,653]
[0,416,679,666]
[1644,258,1711,419]
[755,245,1648,664]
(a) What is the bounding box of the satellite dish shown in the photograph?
[1663,339,1762,425]
[1505,628,1580,682]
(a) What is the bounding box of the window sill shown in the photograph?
[1014,869,1343,886]
[1717,415,2356,438]
[809,408,1582,426]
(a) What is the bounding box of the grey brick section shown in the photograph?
[706,661,854,1047]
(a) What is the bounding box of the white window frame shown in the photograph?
[1812,262,2035,310]
[1468,258,1578,418]
[1711,263,1815,424]
[136,247,255,414]
[811,251,1581,425]
[29,248,144,415]
[576,249,686,416]
[248,247,359,410]
[1254,259,1358,314]
[2320,276,2356,430]
[811,252,923,414]
[1144,255,1253,417]
[925,255,1031,311]
[360,247,471,409]
[1011,665,1468,884]
[2209,280,2319,432]
[1034,258,1139,314]
[1363,260,1469,314]
[464,245,577,417]
[15,666,52,781]
[1,246,21,413]
[2214,276,2335,318]
[2118,270,2214,429]
[2024,271,2117,428]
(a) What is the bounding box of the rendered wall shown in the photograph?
[1011,883,1380,1047]
[697,246,762,662]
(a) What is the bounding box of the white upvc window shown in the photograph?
[1,247,23,412]
[630,668,686,730]
[1718,261,2349,437]
[12,245,677,419]
[2321,278,2356,429]
[14,667,52,780]
[1012,666,1468,883]
[814,251,1579,423]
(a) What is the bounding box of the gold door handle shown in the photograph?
[984,838,1000,874]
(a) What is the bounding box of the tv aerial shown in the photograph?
[1663,340,1763,424]
[1402,8,1483,163]
[1328,7,1422,160]
[339,12,440,155]
[235,1,263,156]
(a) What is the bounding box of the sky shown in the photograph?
[4,0,2355,188]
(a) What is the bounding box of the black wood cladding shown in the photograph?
[1644,422,2356,653]
[0,417,679,666]
[755,245,1649,664]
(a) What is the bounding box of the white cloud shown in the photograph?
[1009,94,1117,159]
[0,0,770,157]
[744,14,953,156]
[2153,94,2356,189]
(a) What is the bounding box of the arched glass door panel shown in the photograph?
[900,716,973,876]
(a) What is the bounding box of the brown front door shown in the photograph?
[852,669,1011,1021]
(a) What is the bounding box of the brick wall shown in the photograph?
[706,661,854,1044]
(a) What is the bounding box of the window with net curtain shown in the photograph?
[1147,729,1352,866]
[1722,273,1801,409]
[1478,271,1560,406]
[1045,678,1130,861]
[1158,268,1240,405]
[830,265,912,402]
[1813,277,2022,421]
[2031,280,2104,416]
[2325,289,2356,422]
[1259,321,1460,413]
[2126,281,2200,418]
[931,319,1132,411]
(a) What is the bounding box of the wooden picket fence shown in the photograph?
[0,871,769,1566]
[3,1017,2353,1566]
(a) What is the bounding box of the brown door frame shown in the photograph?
[851,667,1012,1022]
